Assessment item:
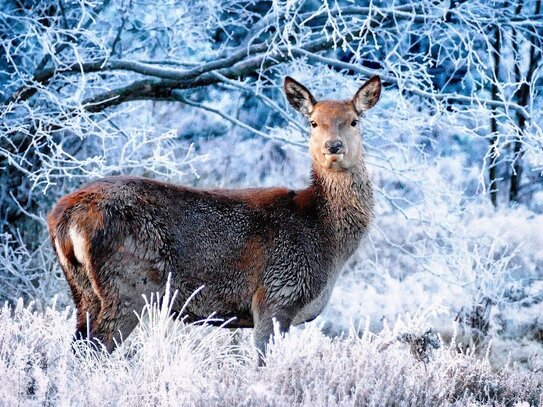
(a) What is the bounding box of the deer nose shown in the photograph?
[325,140,343,154]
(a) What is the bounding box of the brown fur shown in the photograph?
[48,76,381,363]
[238,236,267,293]
[217,187,291,208]
[293,186,316,212]
[252,287,267,314]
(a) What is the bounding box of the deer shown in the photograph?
[47,75,381,364]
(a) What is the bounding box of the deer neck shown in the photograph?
[310,159,373,252]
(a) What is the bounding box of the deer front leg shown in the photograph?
[252,288,294,366]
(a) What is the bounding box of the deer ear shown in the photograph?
[352,75,381,114]
[284,76,317,117]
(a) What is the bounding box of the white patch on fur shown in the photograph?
[69,226,88,266]
[54,238,70,269]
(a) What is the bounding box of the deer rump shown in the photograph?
[49,175,331,347]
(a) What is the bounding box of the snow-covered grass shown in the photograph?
[1,294,541,407]
[321,204,543,372]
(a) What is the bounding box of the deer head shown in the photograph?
[284,76,381,172]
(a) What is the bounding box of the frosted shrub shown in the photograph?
[0,232,65,308]
[0,300,541,406]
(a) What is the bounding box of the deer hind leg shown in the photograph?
[251,288,294,366]
[89,293,143,353]
[87,262,163,352]
[60,263,102,343]
[52,232,101,343]
[74,291,101,342]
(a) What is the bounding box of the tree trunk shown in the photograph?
[489,26,501,207]
[509,0,541,202]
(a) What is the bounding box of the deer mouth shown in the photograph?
[323,153,344,163]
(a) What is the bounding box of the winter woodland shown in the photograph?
[0,0,542,405]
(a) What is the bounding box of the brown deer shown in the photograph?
[48,75,381,364]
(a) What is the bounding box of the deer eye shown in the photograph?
[351,119,358,127]
[310,121,318,128]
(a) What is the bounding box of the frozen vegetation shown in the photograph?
[1,0,542,405]
[0,290,541,406]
